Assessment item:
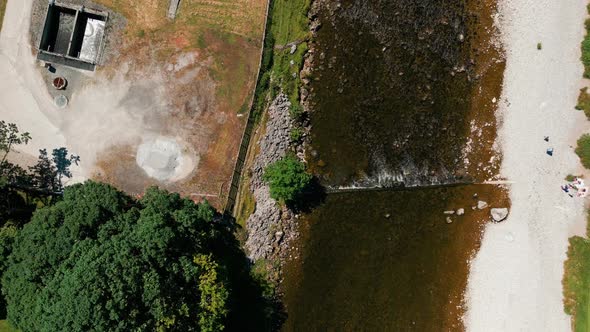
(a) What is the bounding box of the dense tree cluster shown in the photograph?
[2,182,229,331]
[1,182,282,331]
[0,121,78,225]
[0,122,283,331]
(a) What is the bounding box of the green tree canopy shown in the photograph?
[2,182,230,332]
[263,156,312,203]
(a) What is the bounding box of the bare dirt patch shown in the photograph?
[17,0,268,208]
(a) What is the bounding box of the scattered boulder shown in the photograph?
[491,208,509,222]
[477,200,488,210]
[446,217,453,224]
[290,44,297,54]
[275,231,284,243]
[443,210,455,215]
[457,208,465,216]
[384,213,391,219]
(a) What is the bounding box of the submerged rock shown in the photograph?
[446,217,453,224]
[477,200,488,210]
[491,208,509,222]
[456,208,465,216]
[443,210,455,215]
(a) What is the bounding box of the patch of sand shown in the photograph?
[136,136,197,182]
[464,0,589,331]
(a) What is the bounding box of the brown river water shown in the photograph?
[280,0,506,330]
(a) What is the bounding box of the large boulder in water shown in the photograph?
[491,208,509,222]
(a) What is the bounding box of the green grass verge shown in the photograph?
[0,0,7,33]
[575,134,590,169]
[251,0,311,121]
[564,214,590,332]
[563,4,590,331]
[268,0,311,104]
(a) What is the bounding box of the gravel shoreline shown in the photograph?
[464,0,589,330]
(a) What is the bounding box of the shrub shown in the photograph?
[263,156,312,203]
[537,42,542,50]
[290,127,304,143]
[566,174,583,182]
[289,103,305,122]
[576,134,590,169]
[576,88,590,119]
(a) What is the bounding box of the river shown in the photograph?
[281,0,505,330]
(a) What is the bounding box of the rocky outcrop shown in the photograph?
[245,94,298,261]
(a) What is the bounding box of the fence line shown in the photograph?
[224,0,273,215]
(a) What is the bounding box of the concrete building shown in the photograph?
[38,2,108,71]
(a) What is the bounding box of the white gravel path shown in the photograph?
[465,0,590,331]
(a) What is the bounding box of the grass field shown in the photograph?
[564,216,590,332]
[0,0,7,33]
[95,0,267,109]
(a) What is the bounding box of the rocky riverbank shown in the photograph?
[244,94,300,265]
[243,0,320,274]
